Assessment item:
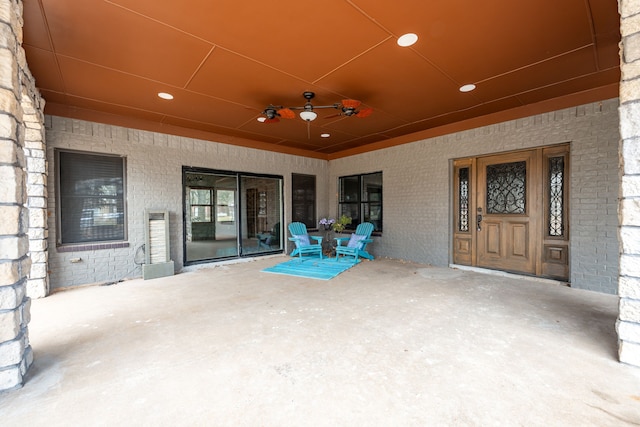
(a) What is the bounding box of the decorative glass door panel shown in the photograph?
[485,161,526,214]
[541,145,570,279]
[453,160,474,265]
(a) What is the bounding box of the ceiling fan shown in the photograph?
[260,91,373,124]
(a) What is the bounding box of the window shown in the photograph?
[216,189,235,222]
[188,187,235,224]
[292,173,316,228]
[190,189,212,222]
[338,172,382,232]
[57,150,126,244]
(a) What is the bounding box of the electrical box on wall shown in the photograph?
[142,210,174,280]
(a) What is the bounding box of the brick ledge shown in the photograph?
[57,242,130,252]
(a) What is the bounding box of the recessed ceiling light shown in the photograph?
[459,84,476,93]
[397,33,418,47]
[157,92,174,100]
[321,133,330,138]
[257,117,266,123]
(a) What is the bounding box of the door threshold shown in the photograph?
[449,264,569,287]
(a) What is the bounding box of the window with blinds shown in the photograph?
[57,150,126,244]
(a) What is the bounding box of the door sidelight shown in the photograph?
[477,207,483,231]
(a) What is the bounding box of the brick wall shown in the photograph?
[330,99,620,294]
[44,117,328,290]
[46,99,621,294]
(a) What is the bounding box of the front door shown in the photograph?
[476,150,538,274]
[453,145,570,280]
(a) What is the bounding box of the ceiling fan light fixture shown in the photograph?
[397,33,418,47]
[262,91,372,126]
[299,110,317,121]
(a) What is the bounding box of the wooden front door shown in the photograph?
[476,150,538,274]
[453,145,570,280]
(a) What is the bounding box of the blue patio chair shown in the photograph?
[335,222,374,262]
[288,222,323,259]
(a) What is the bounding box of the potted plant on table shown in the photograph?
[332,215,352,233]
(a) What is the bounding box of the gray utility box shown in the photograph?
[142,210,175,280]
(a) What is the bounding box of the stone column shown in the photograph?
[23,90,47,298]
[0,0,33,391]
[617,0,640,367]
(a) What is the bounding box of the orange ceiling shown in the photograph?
[23,1,621,159]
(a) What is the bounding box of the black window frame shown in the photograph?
[291,173,316,229]
[189,188,213,223]
[56,149,127,245]
[338,171,383,232]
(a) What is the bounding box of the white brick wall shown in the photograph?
[45,116,328,290]
[329,99,620,294]
[46,99,620,294]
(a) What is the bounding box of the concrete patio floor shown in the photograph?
[1,256,639,426]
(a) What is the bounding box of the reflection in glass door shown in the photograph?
[241,175,283,256]
[184,171,239,262]
[183,168,283,265]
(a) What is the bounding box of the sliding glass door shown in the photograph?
[241,175,282,256]
[184,171,238,262]
[183,168,283,265]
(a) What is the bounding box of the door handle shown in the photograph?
[477,207,483,231]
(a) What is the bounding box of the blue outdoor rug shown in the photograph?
[262,256,360,280]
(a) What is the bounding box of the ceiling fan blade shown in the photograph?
[277,108,295,119]
[263,117,280,123]
[341,99,362,109]
[355,108,373,118]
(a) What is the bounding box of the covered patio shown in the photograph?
[1,257,638,426]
